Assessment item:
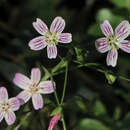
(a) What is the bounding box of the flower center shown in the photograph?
[45,32,59,45]
[28,83,40,95]
[0,102,10,112]
[108,35,119,49]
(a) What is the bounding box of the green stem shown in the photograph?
[61,116,67,130]
[50,74,60,106]
[61,62,68,105]
[51,63,68,130]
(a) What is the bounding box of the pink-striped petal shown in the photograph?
[13,73,31,90]
[0,112,4,123]
[5,110,16,125]
[31,68,41,84]
[0,87,8,103]
[32,94,43,110]
[100,20,114,37]
[47,45,57,59]
[17,90,31,104]
[58,33,72,43]
[106,49,118,67]
[33,18,48,35]
[120,40,130,53]
[9,97,20,111]
[39,81,54,94]
[95,37,110,53]
[50,17,65,34]
[29,36,47,50]
[115,20,130,41]
[48,114,60,130]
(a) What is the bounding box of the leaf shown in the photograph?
[51,58,67,74]
[113,107,121,120]
[76,98,87,112]
[93,100,107,116]
[75,47,84,63]
[41,66,51,81]
[50,106,62,116]
[79,118,109,130]
[96,8,123,24]
[105,72,116,84]
[41,59,67,81]
[74,47,88,63]
[120,113,130,129]
[88,24,102,36]
[111,0,130,10]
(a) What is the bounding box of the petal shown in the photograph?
[120,40,130,53]
[9,97,20,111]
[5,110,16,125]
[95,37,110,53]
[48,114,60,130]
[106,49,118,67]
[32,18,48,35]
[17,90,31,104]
[0,112,4,123]
[50,17,65,34]
[31,68,41,84]
[39,81,54,94]
[29,36,47,50]
[32,94,43,110]
[58,33,72,43]
[47,45,57,59]
[13,73,31,90]
[115,20,130,41]
[100,20,114,37]
[0,87,8,103]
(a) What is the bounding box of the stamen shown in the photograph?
[44,31,59,45]
[28,83,40,95]
[108,35,119,49]
[0,102,10,112]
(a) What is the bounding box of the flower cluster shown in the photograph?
[0,16,130,130]
[0,68,54,125]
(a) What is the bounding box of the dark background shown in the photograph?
[0,0,130,130]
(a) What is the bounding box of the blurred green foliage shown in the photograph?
[0,0,130,130]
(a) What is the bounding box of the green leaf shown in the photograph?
[105,72,116,84]
[79,118,109,130]
[88,24,102,36]
[120,113,130,129]
[96,8,123,24]
[111,0,130,10]
[41,59,67,81]
[75,47,84,63]
[113,107,121,120]
[93,100,107,116]
[50,106,62,116]
[76,98,87,112]
[41,66,51,81]
[51,58,67,74]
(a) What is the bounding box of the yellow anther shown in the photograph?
[45,31,58,45]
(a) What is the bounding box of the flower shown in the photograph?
[48,114,60,130]
[0,87,20,125]
[95,20,130,67]
[13,68,54,110]
[29,16,72,59]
